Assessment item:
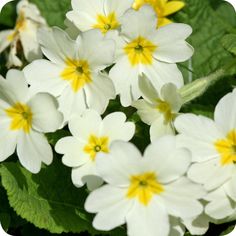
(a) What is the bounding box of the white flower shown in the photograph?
[174,89,236,219]
[132,76,182,141]
[0,69,63,173]
[109,5,193,106]
[0,0,47,67]
[85,137,205,236]
[55,109,135,190]
[66,0,133,34]
[23,28,115,123]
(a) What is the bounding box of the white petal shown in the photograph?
[104,0,133,17]
[150,116,175,142]
[126,198,169,236]
[23,59,67,96]
[76,30,115,70]
[214,89,236,134]
[38,27,77,65]
[55,136,88,167]
[29,93,63,132]
[188,159,234,191]
[143,60,184,92]
[96,141,142,186]
[58,86,87,123]
[84,73,115,114]
[16,131,53,173]
[68,109,102,139]
[161,177,205,218]
[101,112,135,142]
[169,217,185,236]
[132,99,160,125]
[175,114,223,162]
[224,174,236,201]
[85,185,131,230]
[144,136,191,183]
[120,6,157,40]
[0,30,13,52]
[19,20,42,62]
[109,57,140,106]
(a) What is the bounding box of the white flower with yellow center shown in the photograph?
[0,69,63,173]
[132,76,182,141]
[174,89,236,220]
[66,0,133,34]
[0,0,47,67]
[55,109,135,190]
[109,5,193,106]
[23,28,115,123]
[85,138,205,236]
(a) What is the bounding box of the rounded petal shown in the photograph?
[23,59,67,96]
[84,73,115,114]
[55,136,88,167]
[120,6,157,40]
[224,174,236,201]
[187,159,234,191]
[143,60,184,92]
[161,177,205,218]
[101,112,135,142]
[126,198,170,236]
[0,30,13,52]
[144,136,191,183]
[104,0,133,17]
[16,131,53,173]
[163,1,185,16]
[85,185,131,230]
[96,141,142,186]
[29,93,63,132]
[68,109,102,139]
[214,89,236,134]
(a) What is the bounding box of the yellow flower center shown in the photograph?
[157,100,172,122]
[7,12,27,42]
[124,36,157,66]
[61,58,92,92]
[5,102,33,133]
[93,12,120,34]
[83,135,109,161]
[215,130,236,166]
[126,172,164,205]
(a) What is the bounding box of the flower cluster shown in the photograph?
[0,0,235,236]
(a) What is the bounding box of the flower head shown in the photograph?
[174,89,236,219]
[109,6,193,106]
[0,69,63,173]
[24,28,115,123]
[85,138,205,236]
[0,0,47,67]
[66,0,133,34]
[133,0,185,27]
[55,109,135,190]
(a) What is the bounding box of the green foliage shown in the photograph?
[29,0,71,28]
[222,34,236,56]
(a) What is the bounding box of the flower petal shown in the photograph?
[163,1,185,16]
[0,30,13,52]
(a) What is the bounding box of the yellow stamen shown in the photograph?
[93,12,120,34]
[61,58,92,92]
[127,172,164,205]
[5,102,33,133]
[124,36,157,66]
[157,100,172,122]
[83,134,109,161]
[215,130,236,165]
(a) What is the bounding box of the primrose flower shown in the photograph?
[0,69,63,173]
[132,76,182,141]
[85,138,205,236]
[109,6,193,106]
[0,0,47,67]
[174,89,236,219]
[133,0,185,27]
[55,109,135,190]
[24,28,115,123]
[66,0,133,34]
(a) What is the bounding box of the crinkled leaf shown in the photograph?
[222,34,236,56]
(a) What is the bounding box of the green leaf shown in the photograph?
[29,0,71,28]
[0,160,98,234]
[0,1,17,28]
[222,34,236,56]
[174,0,235,82]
